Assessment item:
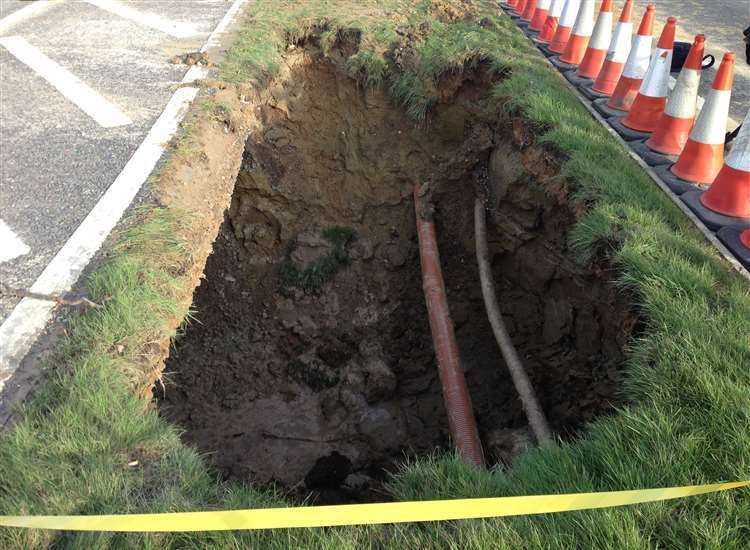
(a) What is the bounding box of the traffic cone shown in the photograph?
[643,35,706,157]
[670,52,735,184]
[552,0,596,69]
[530,0,552,32]
[681,108,750,229]
[593,4,655,118]
[612,16,677,139]
[567,0,614,87]
[520,0,538,24]
[510,0,527,17]
[717,227,750,269]
[582,0,633,99]
[548,0,581,55]
[535,0,565,44]
[501,0,519,10]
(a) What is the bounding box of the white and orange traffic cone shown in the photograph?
[572,0,614,79]
[636,35,706,163]
[500,0,519,11]
[611,16,677,140]
[660,52,736,192]
[593,4,655,118]
[552,0,596,69]
[519,0,538,25]
[682,108,750,229]
[567,0,614,86]
[547,0,581,55]
[717,227,750,268]
[535,0,565,44]
[582,0,633,99]
[529,0,552,32]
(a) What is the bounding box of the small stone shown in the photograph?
[542,298,573,345]
[343,473,372,490]
[363,358,397,403]
[485,428,533,465]
[350,239,374,261]
[358,406,400,449]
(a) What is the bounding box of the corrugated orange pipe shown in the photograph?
[414,185,484,467]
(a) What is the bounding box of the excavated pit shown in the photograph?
[157,50,637,503]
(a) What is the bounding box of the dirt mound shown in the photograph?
[156,48,636,504]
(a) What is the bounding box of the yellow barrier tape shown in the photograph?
[1,481,747,532]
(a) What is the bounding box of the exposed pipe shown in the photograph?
[474,198,554,446]
[414,185,485,467]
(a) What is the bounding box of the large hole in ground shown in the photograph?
[157,49,637,503]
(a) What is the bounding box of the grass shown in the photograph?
[279,226,357,294]
[1,1,748,548]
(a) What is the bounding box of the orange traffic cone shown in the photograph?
[617,17,677,135]
[548,0,581,54]
[520,0,538,22]
[555,0,596,67]
[682,108,750,230]
[585,0,634,97]
[699,109,750,218]
[536,0,565,44]
[530,0,552,32]
[501,0,519,9]
[511,0,527,16]
[671,52,735,184]
[645,35,706,156]
[593,5,655,117]
[573,0,613,79]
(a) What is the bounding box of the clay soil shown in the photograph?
[156,47,637,504]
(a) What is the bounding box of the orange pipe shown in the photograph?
[414,185,484,467]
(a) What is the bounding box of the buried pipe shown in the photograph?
[414,185,485,467]
[474,198,554,446]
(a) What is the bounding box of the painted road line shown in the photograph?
[0,36,132,128]
[82,0,199,39]
[0,0,249,392]
[203,0,248,51]
[183,0,249,83]
[0,220,30,264]
[0,0,63,36]
[0,85,199,384]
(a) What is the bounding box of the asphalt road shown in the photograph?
[0,0,239,320]
[650,0,749,124]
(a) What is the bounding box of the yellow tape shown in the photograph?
[1,481,747,532]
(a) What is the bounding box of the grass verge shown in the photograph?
[1,1,748,548]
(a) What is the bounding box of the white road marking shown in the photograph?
[0,220,30,263]
[0,36,132,128]
[0,0,249,390]
[0,0,63,36]
[82,0,199,39]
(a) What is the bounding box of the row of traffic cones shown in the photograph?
[500,0,749,269]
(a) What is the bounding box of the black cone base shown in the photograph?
[717,227,750,269]
[630,140,676,167]
[681,191,750,231]
[654,164,703,195]
[593,98,626,119]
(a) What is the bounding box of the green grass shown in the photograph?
[279,226,357,294]
[1,1,748,548]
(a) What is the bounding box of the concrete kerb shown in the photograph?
[503,11,750,281]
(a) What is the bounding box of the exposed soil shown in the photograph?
[157,48,637,503]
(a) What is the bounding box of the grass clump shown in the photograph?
[279,226,357,294]
[1,1,748,548]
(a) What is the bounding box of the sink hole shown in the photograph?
[156,49,637,504]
